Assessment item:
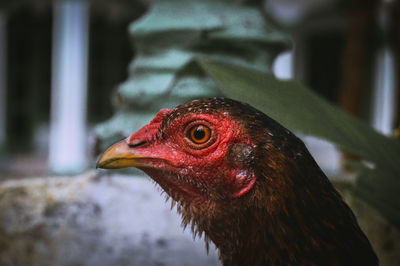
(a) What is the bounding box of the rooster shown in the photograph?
[97,97,378,266]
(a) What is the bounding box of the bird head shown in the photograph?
[97,98,260,206]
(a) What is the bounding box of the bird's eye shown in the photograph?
[188,124,211,144]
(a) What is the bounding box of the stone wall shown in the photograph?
[0,173,399,266]
[0,173,220,266]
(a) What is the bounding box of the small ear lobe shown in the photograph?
[233,169,256,198]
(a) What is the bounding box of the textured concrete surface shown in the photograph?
[0,172,220,266]
[0,172,399,266]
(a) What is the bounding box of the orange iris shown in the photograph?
[188,125,211,144]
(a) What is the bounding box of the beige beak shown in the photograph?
[96,140,144,169]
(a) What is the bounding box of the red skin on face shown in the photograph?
[126,109,256,203]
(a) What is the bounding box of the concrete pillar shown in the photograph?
[49,0,90,174]
[372,48,397,135]
[371,1,397,135]
[273,50,294,80]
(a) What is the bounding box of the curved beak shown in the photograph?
[96,140,144,169]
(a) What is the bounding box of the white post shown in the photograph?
[372,47,397,135]
[272,50,294,80]
[371,1,397,136]
[0,12,7,147]
[49,0,90,174]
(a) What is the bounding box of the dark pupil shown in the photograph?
[194,127,205,140]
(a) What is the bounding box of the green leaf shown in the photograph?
[196,59,400,165]
[196,58,400,228]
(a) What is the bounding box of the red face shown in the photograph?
[97,107,257,205]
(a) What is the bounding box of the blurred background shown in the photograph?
[0,0,398,176]
[0,0,146,176]
[0,0,399,265]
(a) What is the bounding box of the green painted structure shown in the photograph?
[95,0,290,150]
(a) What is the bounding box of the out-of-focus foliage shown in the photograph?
[195,59,400,229]
[95,0,290,150]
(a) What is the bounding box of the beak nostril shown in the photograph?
[128,141,147,148]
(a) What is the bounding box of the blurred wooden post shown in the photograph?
[338,0,376,117]
[0,11,6,151]
[49,0,89,174]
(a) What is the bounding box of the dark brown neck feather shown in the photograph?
[184,139,378,266]
[168,98,378,265]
